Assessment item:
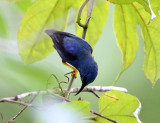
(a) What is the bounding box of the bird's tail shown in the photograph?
[75,83,86,96]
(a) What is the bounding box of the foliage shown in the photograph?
[35,91,141,123]
[14,0,160,85]
[96,90,141,123]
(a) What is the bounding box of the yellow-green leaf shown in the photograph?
[18,0,69,64]
[108,0,151,14]
[76,0,109,49]
[114,4,138,73]
[96,90,141,123]
[133,3,160,85]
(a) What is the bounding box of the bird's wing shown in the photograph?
[45,30,93,60]
[62,35,93,57]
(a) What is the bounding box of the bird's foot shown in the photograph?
[71,70,78,78]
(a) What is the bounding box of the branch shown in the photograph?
[65,74,76,98]
[69,86,128,93]
[77,0,94,39]
[77,0,89,28]
[90,110,118,123]
[6,94,38,123]
[0,86,127,103]
[0,98,32,107]
[90,90,100,98]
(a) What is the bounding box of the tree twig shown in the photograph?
[0,86,127,103]
[68,86,128,93]
[65,74,76,98]
[77,0,89,28]
[90,110,118,123]
[90,90,100,98]
[77,0,94,39]
[6,94,38,123]
[0,99,32,107]
[0,112,5,123]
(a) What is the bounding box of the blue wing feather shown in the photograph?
[63,36,92,57]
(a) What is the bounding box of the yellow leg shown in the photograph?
[62,62,78,78]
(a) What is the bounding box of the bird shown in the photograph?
[45,29,98,95]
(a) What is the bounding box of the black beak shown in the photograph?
[75,83,86,96]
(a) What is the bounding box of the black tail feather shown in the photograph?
[75,83,86,96]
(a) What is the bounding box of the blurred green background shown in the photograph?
[0,1,160,123]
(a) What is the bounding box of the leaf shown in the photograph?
[108,0,151,14]
[133,3,160,85]
[113,4,138,74]
[18,0,70,64]
[76,0,109,48]
[0,12,8,38]
[96,90,141,123]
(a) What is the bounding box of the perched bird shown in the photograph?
[45,29,98,95]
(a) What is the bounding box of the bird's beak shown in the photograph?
[75,83,86,96]
[45,29,58,36]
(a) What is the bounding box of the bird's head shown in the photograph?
[76,58,98,95]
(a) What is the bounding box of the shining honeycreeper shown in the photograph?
[45,29,98,95]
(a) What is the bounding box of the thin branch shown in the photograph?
[90,90,100,98]
[77,0,89,28]
[68,86,128,93]
[0,86,127,103]
[82,0,94,39]
[90,110,118,123]
[0,112,5,123]
[76,0,94,39]
[0,99,32,107]
[65,74,76,98]
[6,94,38,123]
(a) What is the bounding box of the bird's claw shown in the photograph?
[71,70,78,78]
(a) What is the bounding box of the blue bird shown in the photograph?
[45,29,98,95]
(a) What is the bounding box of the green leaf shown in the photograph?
[0,12,8,38]
[76,0,109,48]
[108,0,151,14]
[113,4,138,74]
[18,0,70,64]
[96,90,141,123]
[133,3,160,85]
